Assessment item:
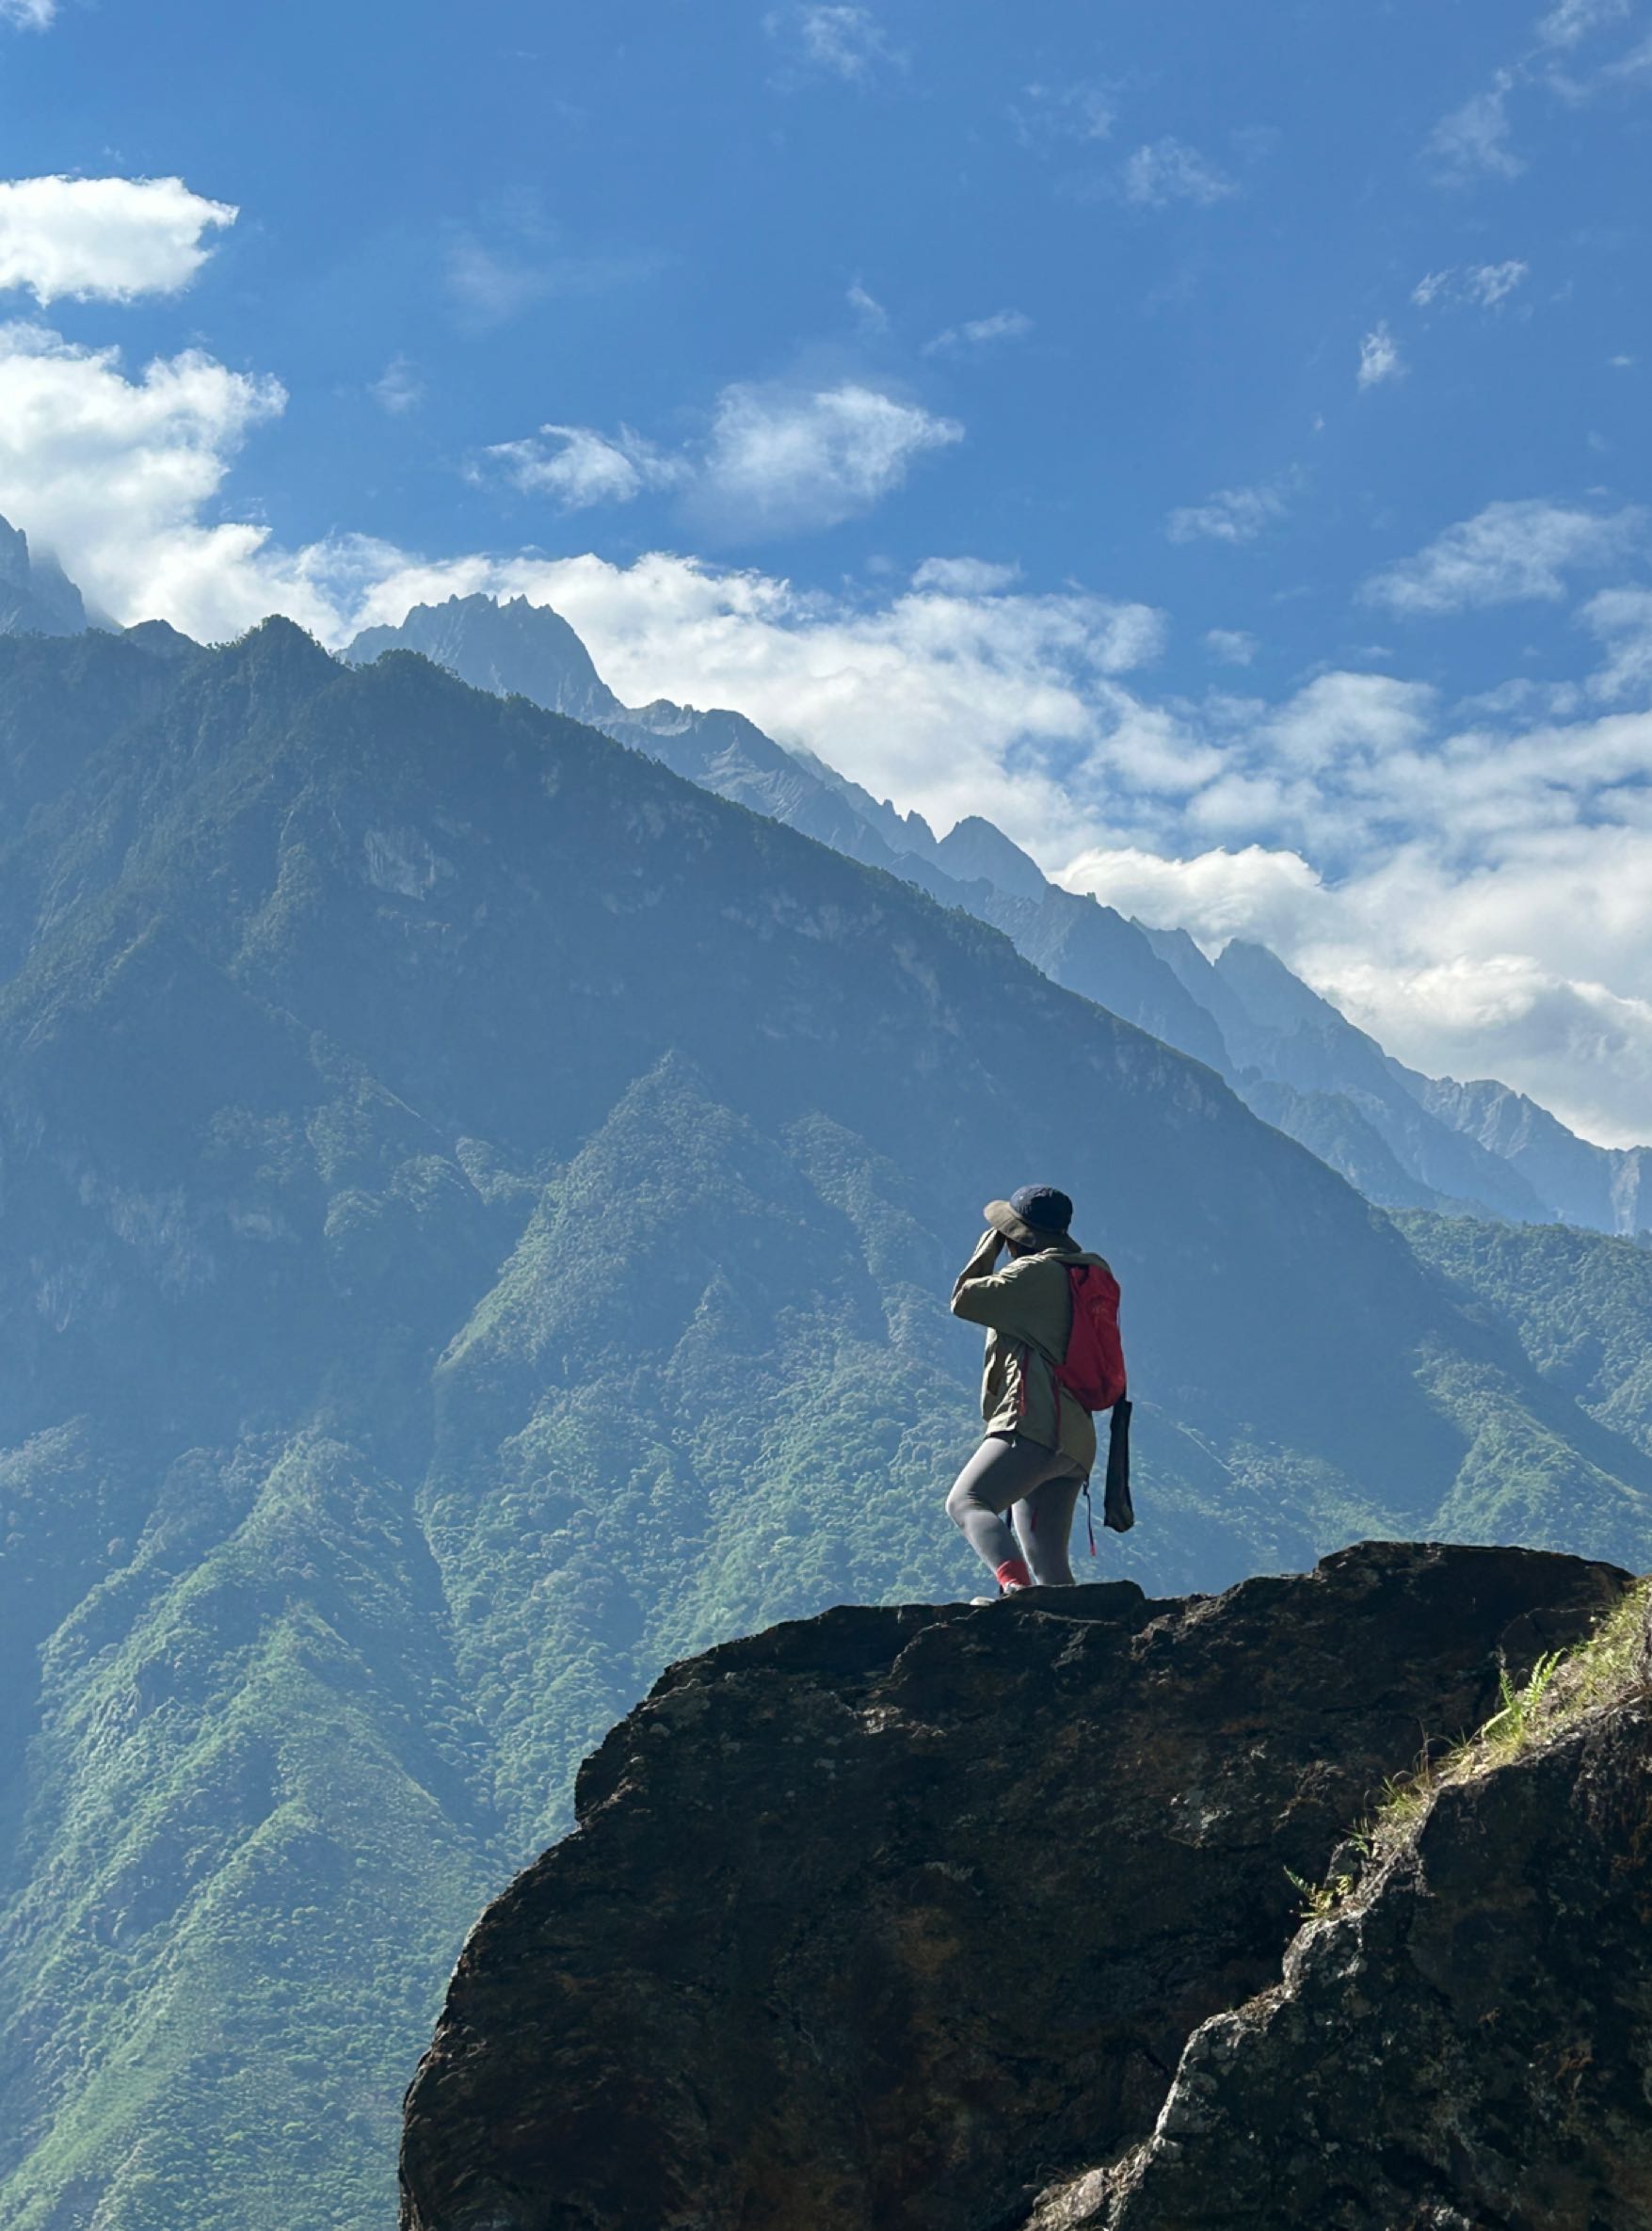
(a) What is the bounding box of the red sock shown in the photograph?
[995,1556,1034,1590]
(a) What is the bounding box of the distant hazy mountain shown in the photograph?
[1405,1072,1650,1236]
[6,621,1652,2230]
[349,593,1649,1233]
[0,514,86,637]
[1157,935,1553,1222]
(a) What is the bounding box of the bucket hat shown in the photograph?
[984,1183,1074,1250]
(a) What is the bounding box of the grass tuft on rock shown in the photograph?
[1292,1577,1652,1920]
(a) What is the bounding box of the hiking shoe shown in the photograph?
[970,1579,1032,1603]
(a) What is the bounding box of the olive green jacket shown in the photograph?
[951,1228,1114,1474]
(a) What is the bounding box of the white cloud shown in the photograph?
[1167,479,1292,545]
[1356,323,1404,389]
[370,356,424,415]
[1121,138,1238,208]
[480,423,682,509]
[695,382,962,535]
[1204,628,1257,666]
[767,4,905,83]
[922,308,1033,355]
[0,0,55,27]
[0,319,327,640]
[846,280,888,330]
[1427,75,1524,183]
[1538,0,1630,46]
[1414,260,1530,310]
[1063,843,1328,951]
[0,177,236,305]
[1364,499,1644,614]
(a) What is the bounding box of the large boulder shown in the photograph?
[398,1542,1628,2231]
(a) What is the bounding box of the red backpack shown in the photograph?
[1053,1261,1127,1416]
[1031,1260,1133,1552]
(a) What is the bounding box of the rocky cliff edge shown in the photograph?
[398,1543,1639,2231]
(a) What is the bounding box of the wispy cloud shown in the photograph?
[0,176,236,304]
[1427,73,1525,183]
[1356,323,1404,389]
[1537,0,1631,47]
[442,210,655,331]
[766,4,906,85]
[1580,586,1652,700]
[1011,78,1116,146]
[1166,477,1294,545]
[1205,628,1258,666]
[370,356,424,415]
[480,424,684,509]
[911,556,1020,595]
[1413,260,1530,310]
[1363,499,1644,614]
[846,279,889,331]
[697,381,961,534]
[922,308,1033,356]
[444,233,553,325]
[1601,29,1652,82]
[0,0,55,27]
[1120,137,1238,207]
[475,380,963,538]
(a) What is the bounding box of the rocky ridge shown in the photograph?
[397,1542,1635,2231]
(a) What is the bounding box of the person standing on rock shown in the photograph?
[946,1185,1131,1597]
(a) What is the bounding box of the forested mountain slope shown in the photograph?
[1399,1212,1652,1461]
[2,621,1651,2231]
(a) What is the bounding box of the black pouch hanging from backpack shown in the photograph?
[1103,1397,1133,1533]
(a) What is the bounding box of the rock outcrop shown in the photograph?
[1041,1587,1652,2231]
[398,1542,1631,2231]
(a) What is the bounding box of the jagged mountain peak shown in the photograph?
[934,812,1049,901]
[0,511,88,638]
[348,592,619,724]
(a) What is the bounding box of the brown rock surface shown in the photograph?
[398,1543,1629,2231]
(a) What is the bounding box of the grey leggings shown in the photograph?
[945,1432,1086,1586]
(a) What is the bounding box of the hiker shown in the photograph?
[946,1184,1131,1597]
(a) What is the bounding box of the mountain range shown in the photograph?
[349,590,1652,1237]
[1,527,1651,2229]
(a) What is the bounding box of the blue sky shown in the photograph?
[1,0,1650,1141]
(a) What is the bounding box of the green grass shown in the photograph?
[1291,1578,1652,1921]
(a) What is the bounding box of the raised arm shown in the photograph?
[951,1231,1039,1329]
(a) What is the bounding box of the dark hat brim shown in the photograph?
[985,1197,1069,1249]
